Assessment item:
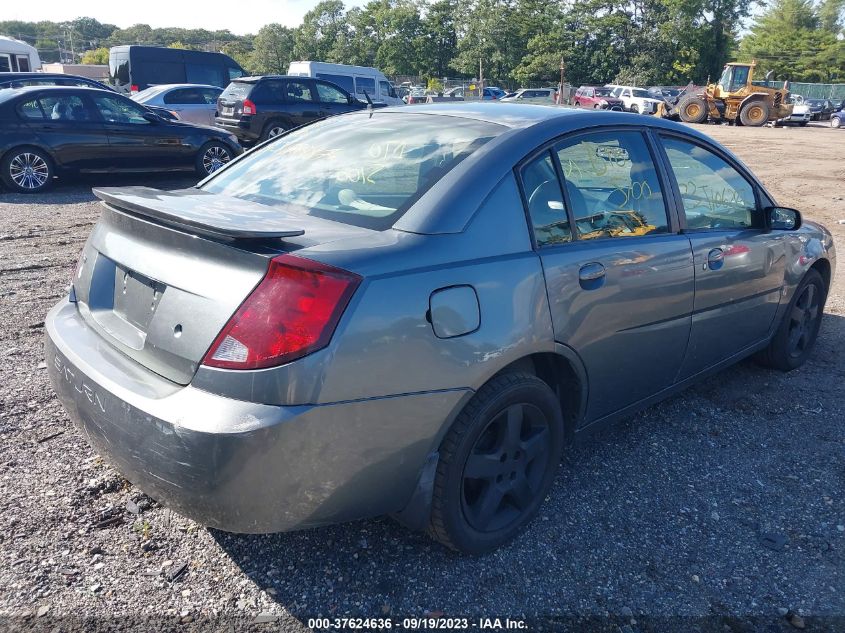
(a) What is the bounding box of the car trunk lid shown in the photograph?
[73,186,371,385]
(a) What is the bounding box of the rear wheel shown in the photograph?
[260,121,287,142]
[1,147,53,193]
[427,372,564,554]
[739,100,770,126]
[757,270,826,371]
[195,141,233,177]
[677,95,708,123]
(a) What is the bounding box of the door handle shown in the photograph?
[578,262,606,289]
[706,248,724,270]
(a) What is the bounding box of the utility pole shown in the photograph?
[558,57,566,105]
[479,58,484,98]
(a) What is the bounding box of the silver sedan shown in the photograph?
[131,84,222,126]
[45,104,835,554]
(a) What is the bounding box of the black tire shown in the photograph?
[260,121,288,142]
[757,269,826,371]
[427,372,564,554]
[832,115,842,129]
[630,104,639,114]
[0,146,53,193]
[677,94,708,123]
[195,141,233,177]
[799,121,808,127]
[739,100,770,126]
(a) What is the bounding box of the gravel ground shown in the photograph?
[1,123,844,632]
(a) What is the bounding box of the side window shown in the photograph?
[356,76,376,97]
[556,131,669,240]
[38,96,95,122]
[200,89,221,104]
[285,80,316,103]
[0,54,11,72]
[91,95,149,124]
[16,55,31,72]
[18,98,44,119]
[521,151,571,247]
[316,81,349,104]
[164,88,201,104]
[661,136,757,230]
[379,80,392,98]
[252,80,286,104]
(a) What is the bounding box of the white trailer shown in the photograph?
[0,36,41,73]
[287,61,403,106]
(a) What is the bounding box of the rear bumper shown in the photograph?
[214,116,259,141]
[45,300,468,533]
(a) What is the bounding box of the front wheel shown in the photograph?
[1,147,53,193]
[757,269,826,371]
[677,94,709,123]
[832,115,842,129]
[196,141,233,177]
[427,372,564,554]
[739,100,770,126]
[630,104,639,114]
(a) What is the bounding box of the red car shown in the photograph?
[573,86,624,110]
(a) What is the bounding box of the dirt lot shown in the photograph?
[0,121,843,632]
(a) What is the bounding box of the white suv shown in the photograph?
[605,85,663,114]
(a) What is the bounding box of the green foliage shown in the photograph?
[251,24,296,75]
[740,0,844,82]
[80,47,110,65]
[4,1,840,87]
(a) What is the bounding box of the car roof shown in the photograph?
[232,75,309,83]
[139,83,221,91]
[0,84,118,103]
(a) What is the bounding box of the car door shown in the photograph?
[656,133,786,379]
[162,87,205,124]
[315,80,357,117]
[19,91,111,171]
[90,93,189,170]
[283,79,322,126]
[522,129,694,424]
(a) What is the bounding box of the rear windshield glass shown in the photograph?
[201,113,504,230]
[220,82,252,100]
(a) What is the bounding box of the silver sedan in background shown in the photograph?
[131,84,222,126]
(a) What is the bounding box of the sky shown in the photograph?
[1,0,367,35]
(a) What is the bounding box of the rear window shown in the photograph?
[201,113,504,231]
[220,82,252,101]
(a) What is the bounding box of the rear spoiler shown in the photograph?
[93,187,305,240]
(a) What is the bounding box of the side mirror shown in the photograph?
[142,112,160,123]
[765,206,802,231]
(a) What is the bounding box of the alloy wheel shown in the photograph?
[787,283,820,358]
[268,126,285,138]
[202,145,231,174]
[9,152,49,190]
[461,403,551,533]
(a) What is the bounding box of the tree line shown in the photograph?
[2,0,843,87]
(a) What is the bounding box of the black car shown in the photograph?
[0,86,242,193]
[0,72,116,91]
[215,75,370,143]
[806,98,834,121]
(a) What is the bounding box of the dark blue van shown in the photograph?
[109,46,244,94]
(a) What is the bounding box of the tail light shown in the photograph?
[202,255,361,370]
[130,84,139,93]
[242,98,256,115]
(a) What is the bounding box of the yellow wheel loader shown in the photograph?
[657,61,793,126]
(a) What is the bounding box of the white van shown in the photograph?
[0,35,41,73]
[287,61,403,106]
